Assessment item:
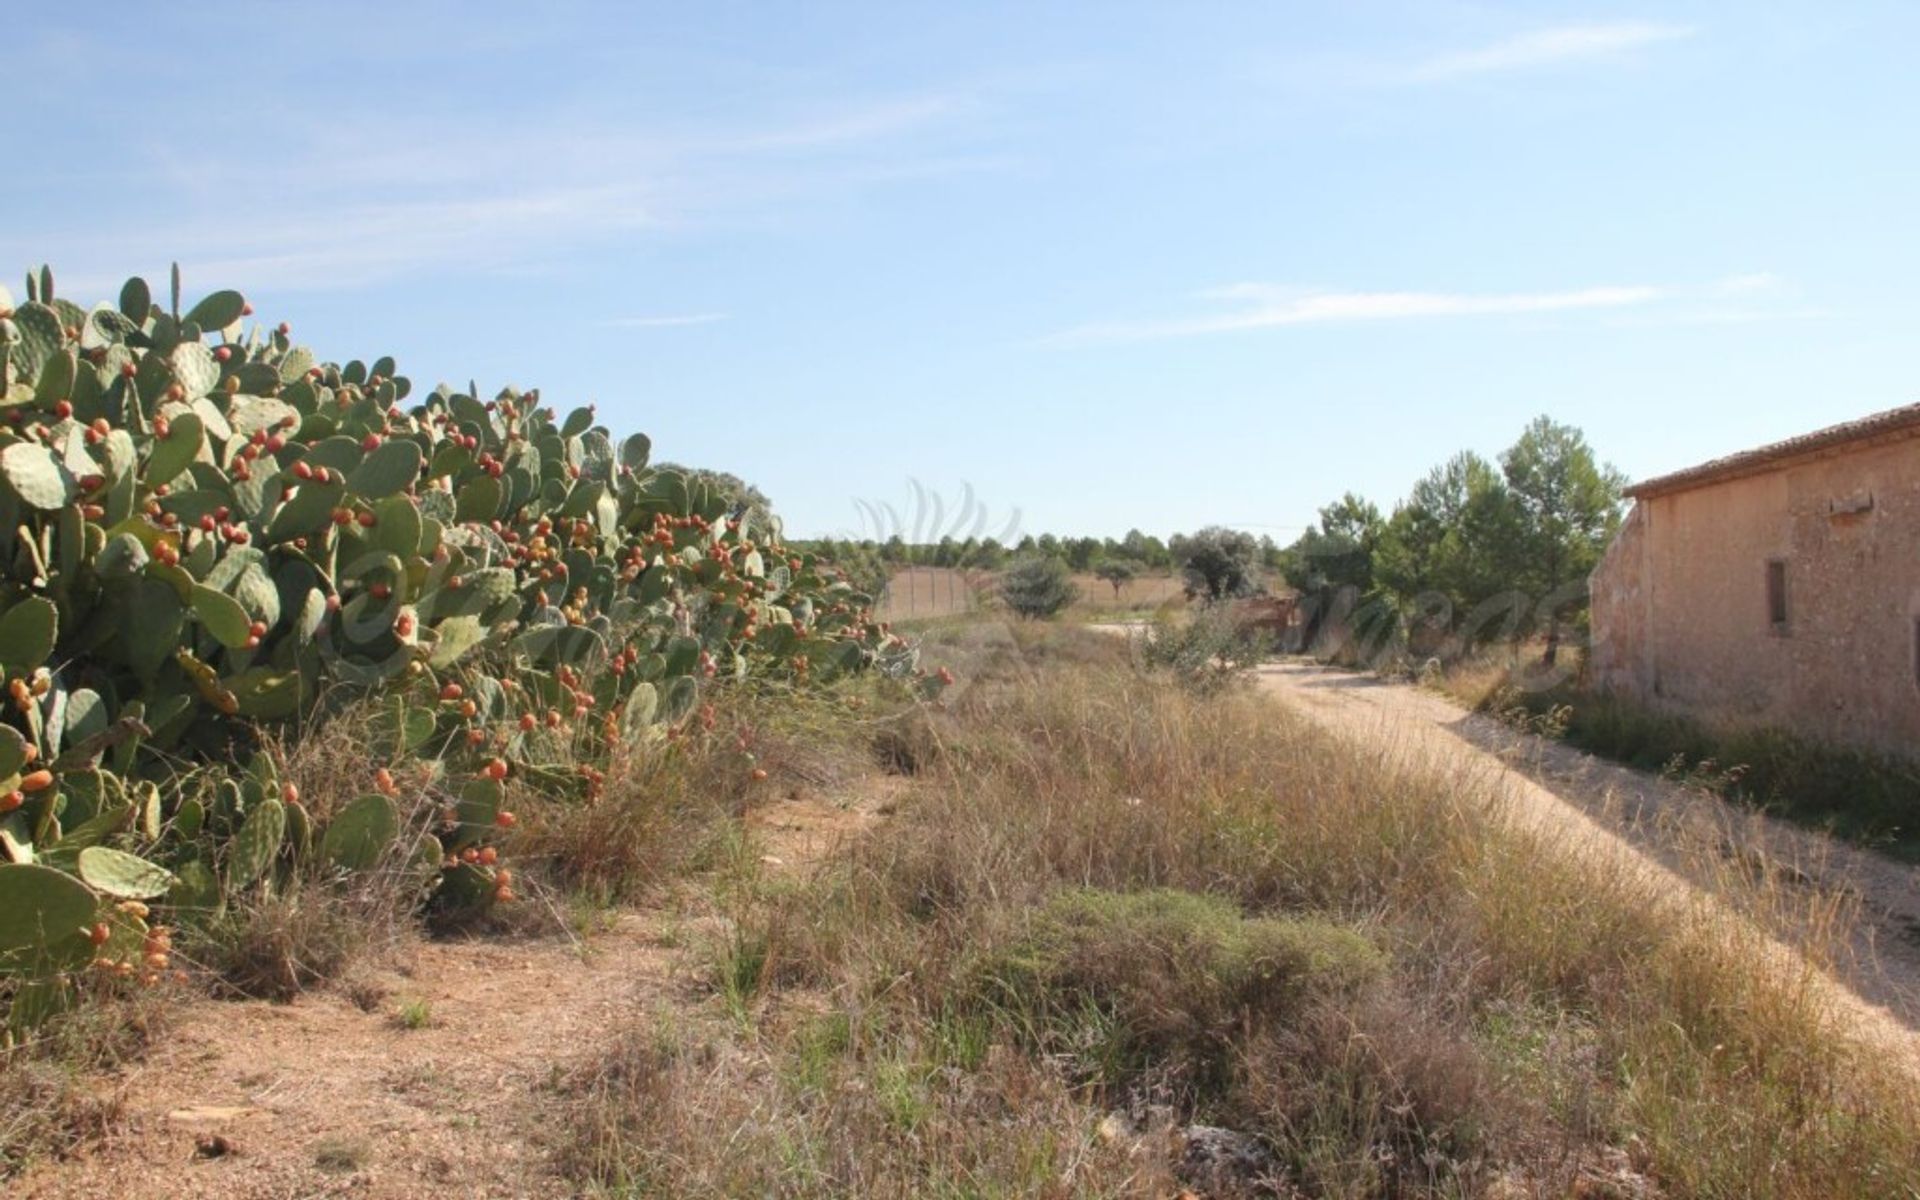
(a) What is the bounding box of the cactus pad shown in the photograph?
[0,864,98,976]
[226,797,286,889]
[76,847,176,900]
[322,794,399,871]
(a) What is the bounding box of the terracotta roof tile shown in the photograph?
[1626,402,1920,499]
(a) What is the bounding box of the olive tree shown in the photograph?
[1000,555,1079,620]
[1170,526,1262,602]
[1092,558,1138,599]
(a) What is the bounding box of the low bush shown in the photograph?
[998,555,1079,620]
[1135,604,1270,693]
[979,888,1385,1093]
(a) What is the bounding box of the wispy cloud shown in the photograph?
[1046,271,1814,345]
[598,312,730,329]
[1400,21,1695,83]
[3,92,986,296]
[1711,271,1786,297]
[1047,283,1665,345]
[728,95,976,153]
[1599,273,1820,327]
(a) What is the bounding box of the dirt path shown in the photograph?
[1255,659,1920,1057]
[15,913,678,1199]
[15,776,905,1199]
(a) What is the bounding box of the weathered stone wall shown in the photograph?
[1589,503,1651,695]
[1589,436,1920,757]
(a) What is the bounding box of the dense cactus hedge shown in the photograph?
[0,266,930,1031]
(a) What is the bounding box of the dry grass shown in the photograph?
[553,623,1920,1199]
[523,680,886,906]
[873,567,1190,624]
[1432,653,1920,860]
[1068,571,1189,612]
[551,1010,1169,1198]
[179,677,876,998]
[874,567,988,621]
[178,707,439,1000]
[14,624,1914,1195]
[0,984,173,1179]
[1,706,436,1178]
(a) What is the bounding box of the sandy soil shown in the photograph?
[15,777,902,1199]
[1255,659,1920,1059]
[16,915,678,1199]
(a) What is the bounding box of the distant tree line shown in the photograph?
[661,470,1296,617]
[792,525,1294,612]
[794,529,1182,573]
[778,417,1623,653]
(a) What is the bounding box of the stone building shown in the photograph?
[1589,403,1920,757]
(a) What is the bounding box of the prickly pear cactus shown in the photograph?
[0,265,946,1027]
[320,794,399,871]
[225,798,285,890]
[0,864,98,976]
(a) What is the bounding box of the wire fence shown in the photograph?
[873,568,1188,622]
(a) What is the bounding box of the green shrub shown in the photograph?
[997,555,1077,620]
[1136,605,1270,693]
[1090,557,1137,598]
[977,887,1384,1091]
[1169,526,1262,601]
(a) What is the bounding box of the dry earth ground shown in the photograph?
[12,778,904,1199]
[1068,572,1188,611]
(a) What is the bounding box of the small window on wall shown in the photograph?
[1766,560,1789,634]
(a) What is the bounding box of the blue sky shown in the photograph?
[7,2,1917,542]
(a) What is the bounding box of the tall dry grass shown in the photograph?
[558,624,1920,1198]
[1431,654,1920,860]
[177,704,451,999]
[0,982,174,1179]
